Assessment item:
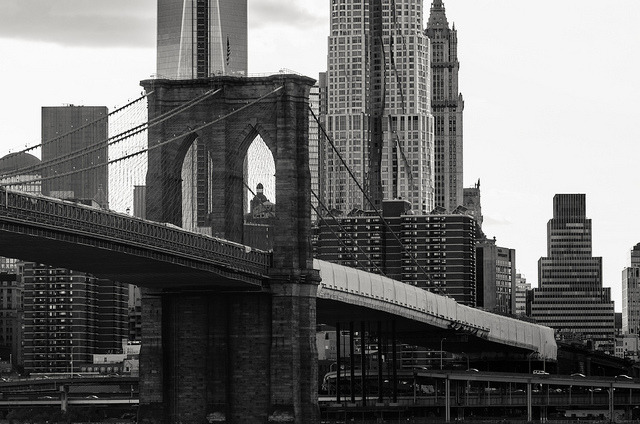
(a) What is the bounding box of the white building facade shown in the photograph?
[322,0,434,215]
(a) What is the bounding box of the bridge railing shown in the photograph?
[0,188,272,276]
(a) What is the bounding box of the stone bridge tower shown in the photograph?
[139,75,320,423]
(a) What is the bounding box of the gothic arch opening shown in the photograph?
[243,135,275,250]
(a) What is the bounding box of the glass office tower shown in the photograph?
[157,0,248,78]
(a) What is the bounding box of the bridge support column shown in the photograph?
[445,378,450,422]
[269,280,319,423]
[138,288,166,423]
[527,382,532,422]
[138,282,318,424]
[336,322,342,403]
[60,384,68,412]
[349,322,355,403]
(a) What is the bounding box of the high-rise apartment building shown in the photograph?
[622,243,640,335]
[321,0,434,215]
[21,263,128,373]
[315,200,476,306]
[157,0,247,79]
[425,0,464,212]
[530,194,615,347]
[41,106,109,208]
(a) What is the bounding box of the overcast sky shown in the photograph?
[0,0,638,311]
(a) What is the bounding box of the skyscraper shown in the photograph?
[41,106,109,208]
[321,0,434,215]
[425,0,464,212]
[530,194,615,348]
[622,243,640,335]
[157,0,247,79]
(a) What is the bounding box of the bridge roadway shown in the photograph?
[0,375,138,410]
[320,370,640,422]
[0,187,555,358]
[0,188,270,288]
[315,260,556,358]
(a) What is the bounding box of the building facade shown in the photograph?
[622,243,640,335]
[476,238,516,315]
[315,200,476,306]
[41,106,109,208]
[425,0,464,212]
[321,0,434,215]
[463,180,482,229]
[530,194,615,348]
[309,83,321,223]
[21,263,128,374]
[0,152,42,195]
[157,0,247,78]
[514,273,529,317]
[0,259,22,367]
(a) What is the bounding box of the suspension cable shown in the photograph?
[1,86,284,188]
[0,88,223,179]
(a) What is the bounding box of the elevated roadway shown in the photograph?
[0,188,270,288]
[0,188,556,358]
[316,259,556,359]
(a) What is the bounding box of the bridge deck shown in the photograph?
[315,259,556,359]
[0,188,270,289]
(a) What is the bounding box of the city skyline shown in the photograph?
[0,0,639,311]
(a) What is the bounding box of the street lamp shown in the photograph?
[440,338,447,370]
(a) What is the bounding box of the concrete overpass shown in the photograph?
[316,259,556,360]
